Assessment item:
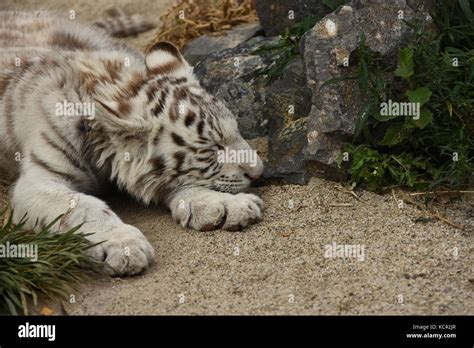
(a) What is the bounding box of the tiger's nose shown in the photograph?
[245,173,261,181]
[241,155,264,181]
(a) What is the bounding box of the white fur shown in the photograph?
[0,11,264,276]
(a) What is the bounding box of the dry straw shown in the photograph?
[150,0,258,50]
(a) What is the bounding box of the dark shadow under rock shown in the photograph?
[255,0,334,36]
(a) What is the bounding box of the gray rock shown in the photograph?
[191,36,313,183]
[406,0,437,14]
[192,0,433,183]
[255,0,333,36]
[353,0,436,10]
[193,36,278,139]
[263,57,312,184]
[302,1,429,180]
[351,0,407,6]
[183,23,263,66]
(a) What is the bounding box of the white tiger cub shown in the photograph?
[0,11,264,276]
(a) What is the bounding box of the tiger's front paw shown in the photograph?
[171,191,264,232]
[87,224,155,276]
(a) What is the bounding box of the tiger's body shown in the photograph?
[0,11,263,275]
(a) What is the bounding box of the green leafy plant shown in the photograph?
[336,0,474,191]
[339,144,431,191]
[0,212,101,315]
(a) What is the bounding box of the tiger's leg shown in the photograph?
[168,187,264,232]
[10,161,154,276]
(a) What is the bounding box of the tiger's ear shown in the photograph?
[145,41,193,78]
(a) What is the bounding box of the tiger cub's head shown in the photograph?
[93,42,263,204]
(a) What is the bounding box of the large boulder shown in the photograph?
[192,0,433,184]
[193,36,278,139]
[301,0,428,180]
[183,23,263,66]
[263,57,312,184]
[355,0,437,13]
[191,36,312,183]
[255,0,334,36]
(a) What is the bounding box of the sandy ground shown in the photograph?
[1,0,473,315]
